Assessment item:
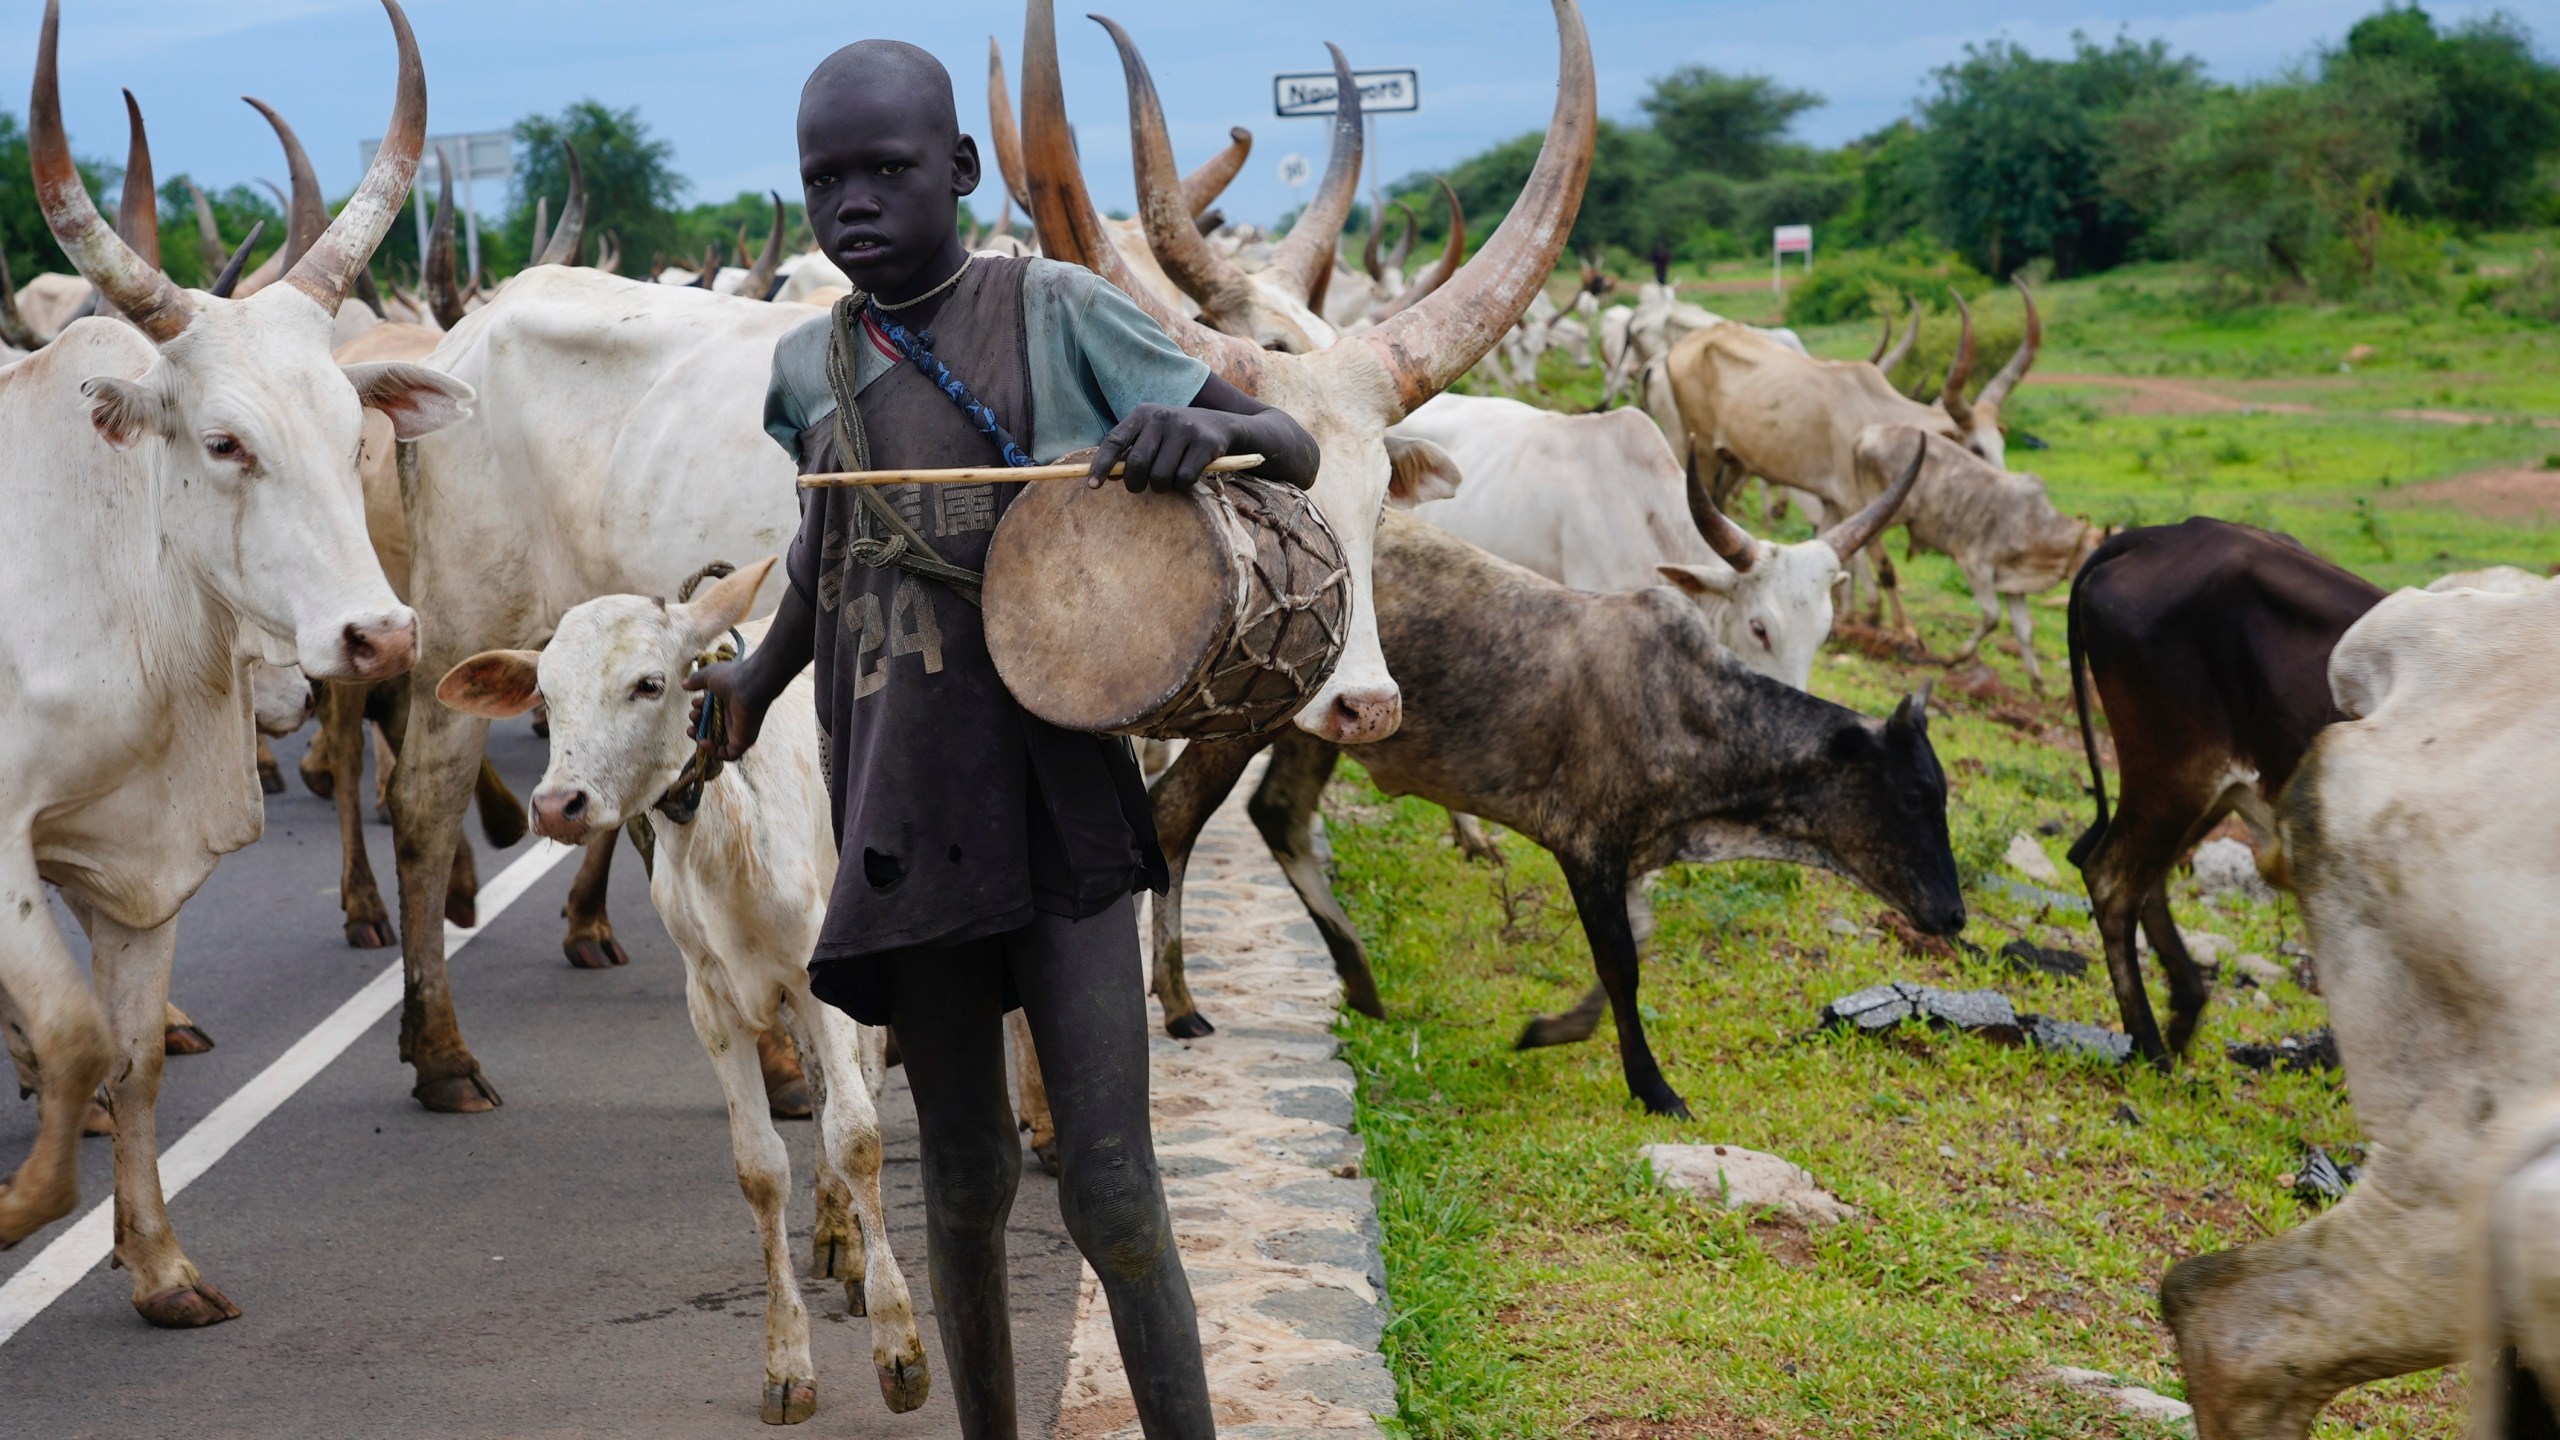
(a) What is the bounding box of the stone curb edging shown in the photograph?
[1053,763,1396,1439]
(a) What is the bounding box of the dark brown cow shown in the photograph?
[1151,511,1965,1118]
[2065,517,2382,1066]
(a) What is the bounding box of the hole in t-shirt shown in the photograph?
[947,844,964,864]
[863,848,906,889]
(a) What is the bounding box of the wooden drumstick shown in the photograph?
[798,453,1266,488]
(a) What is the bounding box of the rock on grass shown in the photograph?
[1643,1144,1858,1225]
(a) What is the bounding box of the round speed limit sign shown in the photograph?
[1277,153,1311,187]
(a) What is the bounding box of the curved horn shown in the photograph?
[1688,455,1760,572]
[1092,13,1257,315]
[1181,126,1252,220]
[1359,0,1592,423]
[0,249,40,350]
[1388,199,1418,273]
[28,2,191,340]
[596,231,621,275]
[1866,304,1892,366]
[987,37,1034,213]
[1823,430,1927,560]
[1362,189,1388,283]
[1370,178,1466,321]
[692,244,719,289]
[1939,286,1977,430]
[1876,293,1920,377]
[115,90,163,272]
[185,180,226,276]
[1266,43,1363,304]
[240,97,327,272]
[738,192,788,302]
[1974,276,2041,415]
[527,197,551,269]
[534,143,587,267]
[1024,0,1266,389]
[426,148,465,328]
[993,193,1015,237]
[281,0,427,316]
[209,219,265,299]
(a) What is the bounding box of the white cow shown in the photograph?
[438,561,929,1424]
[0,0,462,1324]
[1400,394,1916,690]
[2164,578,2560,1437]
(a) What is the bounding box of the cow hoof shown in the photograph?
[766,1078,813,1121]
[878,1352,930,1414]
[84,1095,115,1137]
[760,1378,816,1426]
[444,894,478,930]
[412,1070,502,1114]
[300,762,334,800]
[563,937,628,970]
[1033,1138,1061,1178]
[1163,1011,1215,1040]
[344,918,397,949]
[135,1280,241,1328]
[256,761,286,796]
[480,803,528,851]
[163,1022,216,1056]
[1642,1092,1693,1120]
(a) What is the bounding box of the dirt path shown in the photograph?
[2404,465,2560,521]
[2040,372,2560,429]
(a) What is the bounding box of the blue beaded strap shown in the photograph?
[863,303,1036,469]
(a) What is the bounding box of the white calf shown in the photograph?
[437,560,928,1424]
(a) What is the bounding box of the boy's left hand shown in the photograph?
[1088,404,1244,493]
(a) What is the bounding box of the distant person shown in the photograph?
[1650,239,1673,286]
[687,36,1318,1439]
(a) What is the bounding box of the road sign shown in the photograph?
[363,129,513,283]
[1277,153,1312,189]
[1273,68,1420,118]
[1771,223,1813,293]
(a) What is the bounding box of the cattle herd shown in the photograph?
[2,0,2555,1434]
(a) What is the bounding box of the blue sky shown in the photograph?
[2,0,2536,232]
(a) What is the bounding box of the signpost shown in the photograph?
[1772,223,1813,295]
[1272,68,1419,237]
[363,129,511,283]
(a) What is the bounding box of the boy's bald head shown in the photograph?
[802,40,958,142]
[797,38,980,299]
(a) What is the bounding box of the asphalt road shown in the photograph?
[0,719,1078,1438]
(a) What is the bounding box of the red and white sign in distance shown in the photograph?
[1773,224,1813,254]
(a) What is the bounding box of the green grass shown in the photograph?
[1333,249,2560,1436]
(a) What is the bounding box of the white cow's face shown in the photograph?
[1238,271,1338,355]
[1660,537,1848,692]
[79,287,470,682]
[1281,361,1468,745]
[439,562,771,845]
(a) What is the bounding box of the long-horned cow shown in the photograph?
[1663,280,2041,624]
[0,0,466,1324]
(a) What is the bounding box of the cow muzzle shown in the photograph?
[529,784,593,845]
[1302,685,1402,746]
[313,608,418,683]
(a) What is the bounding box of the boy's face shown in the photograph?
[798,73,980,292]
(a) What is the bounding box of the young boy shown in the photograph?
[687,38,1318,1439]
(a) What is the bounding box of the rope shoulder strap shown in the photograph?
[825,293,988,604]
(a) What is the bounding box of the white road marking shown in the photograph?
[0,839,579,1344]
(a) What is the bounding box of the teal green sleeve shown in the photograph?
[764,314,837,454]
[1022,259,1213,461]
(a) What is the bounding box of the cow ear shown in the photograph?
[679,557,777,650]
[342,361,478,441]
[81,376,161,450]
[1657,563,1739,599]
[436,650,543,718]
[1384,435,1462,508]
[1825,721,1879,764]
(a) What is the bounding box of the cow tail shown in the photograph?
[2065,558,2110,870]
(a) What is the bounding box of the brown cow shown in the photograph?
[2065,518,2382,1066]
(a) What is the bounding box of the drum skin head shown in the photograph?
[984,479,1234,733]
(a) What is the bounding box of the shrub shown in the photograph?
[1782,248,1986,327]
